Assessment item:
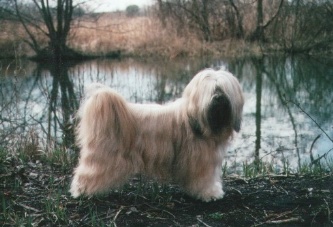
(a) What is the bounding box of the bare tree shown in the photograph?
[228,0,244,39]
[12,0,84,61]
[251,0,284,42]
[155,0,215,42]
[270,0,333,53]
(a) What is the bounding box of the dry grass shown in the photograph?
[69,13,264,58]
[0,21,29,58]
[0,12,259,59]
[69,13,213,58]
[73,13,266,58]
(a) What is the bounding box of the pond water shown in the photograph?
[1,56,332,173]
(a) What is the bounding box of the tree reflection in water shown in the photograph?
[45,61,78,149]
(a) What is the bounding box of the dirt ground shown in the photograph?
[1,158,332,227]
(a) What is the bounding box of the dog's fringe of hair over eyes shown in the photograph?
[70,68,244,202]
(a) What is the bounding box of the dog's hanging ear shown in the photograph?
[233,114,242,132]
[207,91,232,134]
[188,115,203,137]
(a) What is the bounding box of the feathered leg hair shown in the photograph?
[70,87,138,197]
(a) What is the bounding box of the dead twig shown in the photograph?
[286,98,333,143]
[112,206,124,223]
[197,215,212,227]
[324,199,331,224]
[15,202,41,213]
[272,206,299,221]
[144,203,176,218]
[253,206,300,227]
[311,147,333,167]
[310,135,321,162]
[266,217,303,224]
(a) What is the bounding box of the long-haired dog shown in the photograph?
[70,69,244,202]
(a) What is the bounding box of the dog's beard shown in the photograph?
[70,69,244,202]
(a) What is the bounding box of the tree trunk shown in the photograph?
[14,0,80,61]
[228,0,244,39]
[201,0,211,42]
[253,0,264,42]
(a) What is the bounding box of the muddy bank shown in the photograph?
[1,158,332,226]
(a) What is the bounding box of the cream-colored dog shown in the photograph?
[70,69,244,202]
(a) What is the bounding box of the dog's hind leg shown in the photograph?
[70,146,135,197]
[71,87,138,198]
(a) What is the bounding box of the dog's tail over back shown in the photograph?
[70,84,136,198]
[76,84,136,150]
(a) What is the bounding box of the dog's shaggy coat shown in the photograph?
[70,69,244,201]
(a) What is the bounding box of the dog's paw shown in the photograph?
[69,177,84,198]
[198,182,225,202]
[69,187,81,198]
[200,190,225,202]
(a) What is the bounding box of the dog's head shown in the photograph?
[183,69,244,137]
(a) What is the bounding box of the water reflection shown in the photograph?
[254,58,263,170]
[0,56,332,171]
[44,62,78,148]
[228,56,333,172]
